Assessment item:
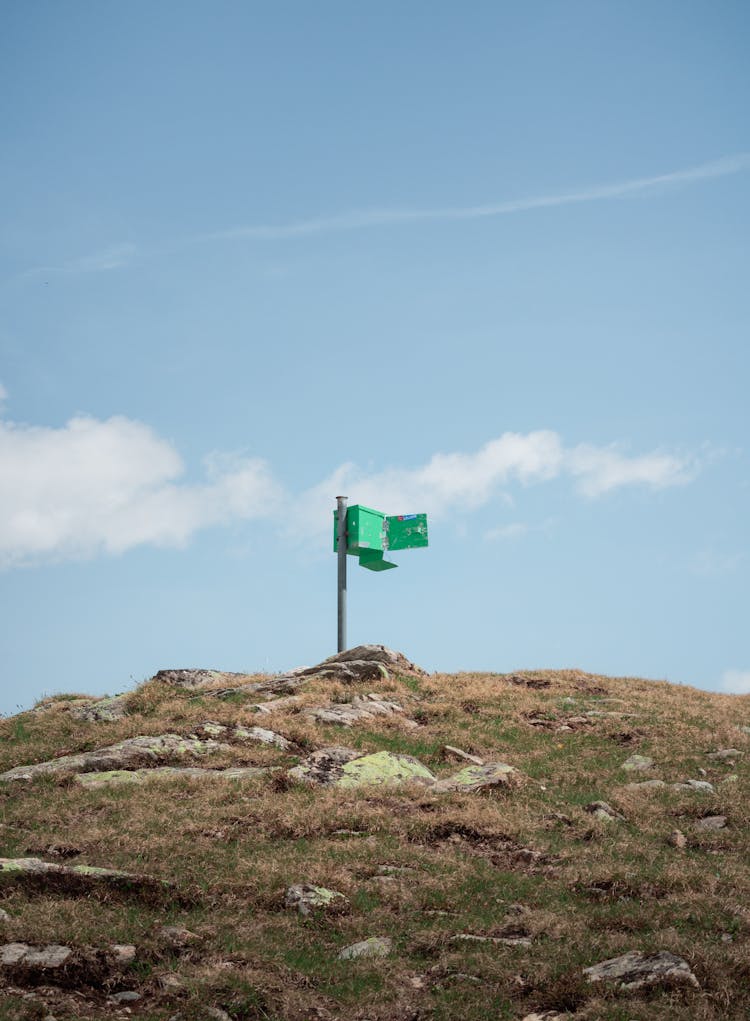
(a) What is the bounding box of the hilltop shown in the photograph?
[0,646,748,1021]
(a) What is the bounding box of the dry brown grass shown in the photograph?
[0,667,747,1020]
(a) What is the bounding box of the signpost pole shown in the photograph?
[336,495,348,653]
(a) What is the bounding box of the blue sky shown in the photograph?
[1,1,748,714]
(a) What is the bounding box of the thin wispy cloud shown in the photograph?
[8,244,137,289]
[211,153,750,242]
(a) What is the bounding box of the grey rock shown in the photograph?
[740,726,750,736]
[432,762,517,793]
[451,933,532,947]
[284,884,347,916]
[707,748,743,761]
[0,935,131,984]
[584,950,699,989]
[695,815,727,830]
[110,991,141,1003]
[0,908,11,922]
[152,668,253,690]
[110,944,137,964]
[306,645,423,674]
[305,661,391,684]
[158,926,201,946]
[231,725,291,750]
[0,733,230,782]
[251,695,303,714]
[444,746,484,766]
[673,779,715,793]
[158,973,185,991]
[337,936,392,960]
[305,694,405,727]
[625,779,666,791]
[585,801,624,822]
[621,754,654,772]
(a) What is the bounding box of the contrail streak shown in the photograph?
[209,153,750,242]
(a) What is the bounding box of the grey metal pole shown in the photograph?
[336,496,348,653]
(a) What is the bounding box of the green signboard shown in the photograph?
[333,504,428,571]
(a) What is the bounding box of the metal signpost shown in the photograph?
[334,497,428,652]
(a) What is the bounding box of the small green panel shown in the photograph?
[358,549,397,572]
[385,513,428,551]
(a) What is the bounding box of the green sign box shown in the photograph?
[333,504,428,571]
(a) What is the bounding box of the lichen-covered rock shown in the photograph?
[287,746,362,786]
[284,884,347,916]
[299,645,424,683]
[0,733,230,782]
[672,779,715,793]
[232,725,291,750]
[289,748,434,789]
[76,766,269,788]
[336,751,435,789]
[304,695,405,727]
[194,722,291,749]
[337,936,392,960]
[432,762,517,794]
[70,694,131,722]
[0,857,175,902]
[583,950,699,989]
[152,668,254,690]
[584,801,624,822]
[621,754,654,771]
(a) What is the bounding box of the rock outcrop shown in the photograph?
[584,950,699,989]
[288,748,518,793]
[284,884,347,916]
[304,694,409,727]
[0,733,230,782]
[0,858,175,902]
[75,766,270,788]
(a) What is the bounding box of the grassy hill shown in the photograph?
[0,650,748,1021]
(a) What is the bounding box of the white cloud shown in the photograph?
[298,431,694,542]
[720,669,750,695]
[211,153,750,242]
[0,412,698,569]
[565,443,696,497]
[0,415,281,568]
[0,382,7,408]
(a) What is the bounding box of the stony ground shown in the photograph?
[0,647,748,1021]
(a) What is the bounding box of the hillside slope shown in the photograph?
[0,648,748,1021]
